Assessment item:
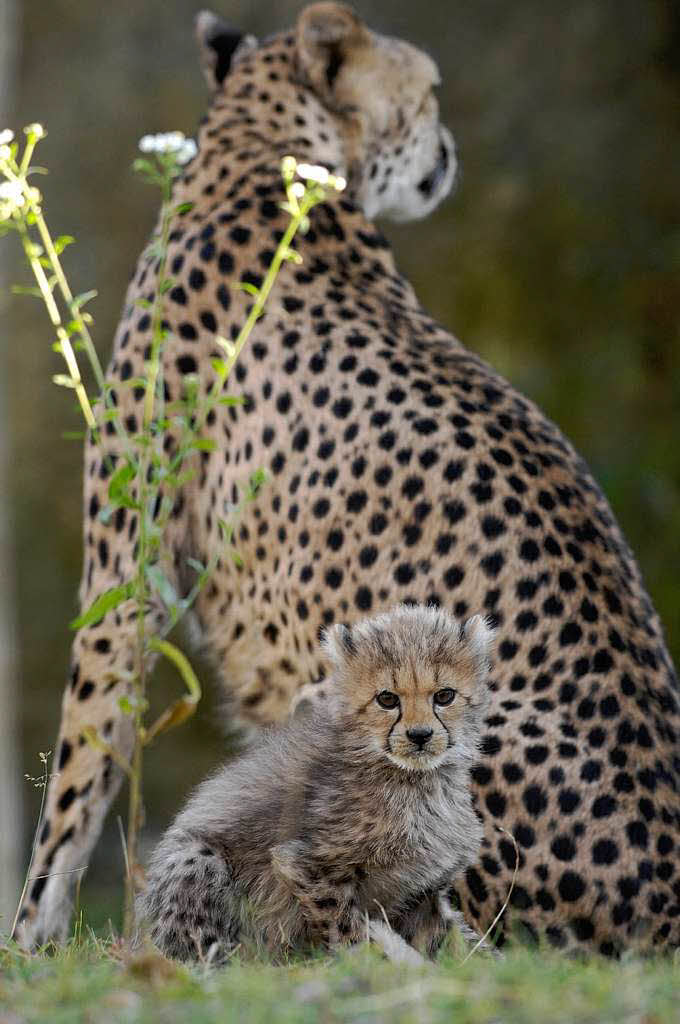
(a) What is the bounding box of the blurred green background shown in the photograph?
[3,0,679,931]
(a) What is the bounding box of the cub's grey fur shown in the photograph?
[140,605,493,962]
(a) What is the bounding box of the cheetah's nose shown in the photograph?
[406,727,433,749]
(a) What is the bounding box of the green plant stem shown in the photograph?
[15,218,97,428]
[143,175,173,431]
[209,192,316,400]
[32,210,106,393]
[123,174,175,941]
[10,755,51,939]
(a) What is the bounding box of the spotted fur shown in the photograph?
[15,3,680,954]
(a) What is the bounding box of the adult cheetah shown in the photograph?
[16,3,679,954]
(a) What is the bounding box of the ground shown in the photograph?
[1,939,679,1023]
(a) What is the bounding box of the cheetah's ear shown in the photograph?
[462,615,495,675]
[195,11,258,90]
[322,622,357,668]
[296,2,370,102]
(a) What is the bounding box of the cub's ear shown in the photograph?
[296,2,369,101]
[462,615,495,674]
[322,622,357,668]
[195,10,257,90]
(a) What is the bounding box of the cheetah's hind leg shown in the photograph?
[139,830,239,964]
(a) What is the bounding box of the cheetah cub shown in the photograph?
[140,605,494,962]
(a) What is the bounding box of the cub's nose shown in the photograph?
[406,727,434,749]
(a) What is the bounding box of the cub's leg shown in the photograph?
[271,843,425,963]
[271,841,364,948]
[397,889,499,959]
[140,830,238,963]
[366,919,425,966]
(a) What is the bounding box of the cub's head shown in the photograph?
[323,606,493,772]
[196,2,457,222]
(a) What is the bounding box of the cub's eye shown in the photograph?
[433,688,456,707]
[376,690,400,710]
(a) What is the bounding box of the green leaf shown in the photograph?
[108,462,136,505]
[217,517,234,544]
[210,357,227,379]
[246,468,268,500]
[11,285,42,298]
[159,277,174,294]
[217,395,245,406]
[145,564,180,613]
[54,234,75,255]
[190,438,217,452]
[71,289,97,311]
[52,374,77,389]
[132,157,160,179]
[186,557,205,574]
[236,282,259,297]
[118,696,134,714]
[149,637,202,704]
[175,201,194,215]
[282,246,302,265]
[70,581,134,629]
[134,297,152,310]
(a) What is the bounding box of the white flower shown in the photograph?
[295,162,346,192]
[176,138,198,165]
[0,178,25,220]
[297,162,329,185]
[0,129,14,145]
[138,131,197,165]
[0,180,24,204]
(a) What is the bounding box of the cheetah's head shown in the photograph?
[196,2,457,223]
[323,606,494,773]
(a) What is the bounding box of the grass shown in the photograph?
[1,938,679,1023]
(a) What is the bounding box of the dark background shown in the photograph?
[5,0,679,930]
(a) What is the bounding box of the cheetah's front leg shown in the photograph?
[13,594,168,948]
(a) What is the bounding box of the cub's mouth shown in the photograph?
[386,748,448,772]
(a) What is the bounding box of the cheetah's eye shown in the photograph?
[376,690,400,710]
[433,688,456,707]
